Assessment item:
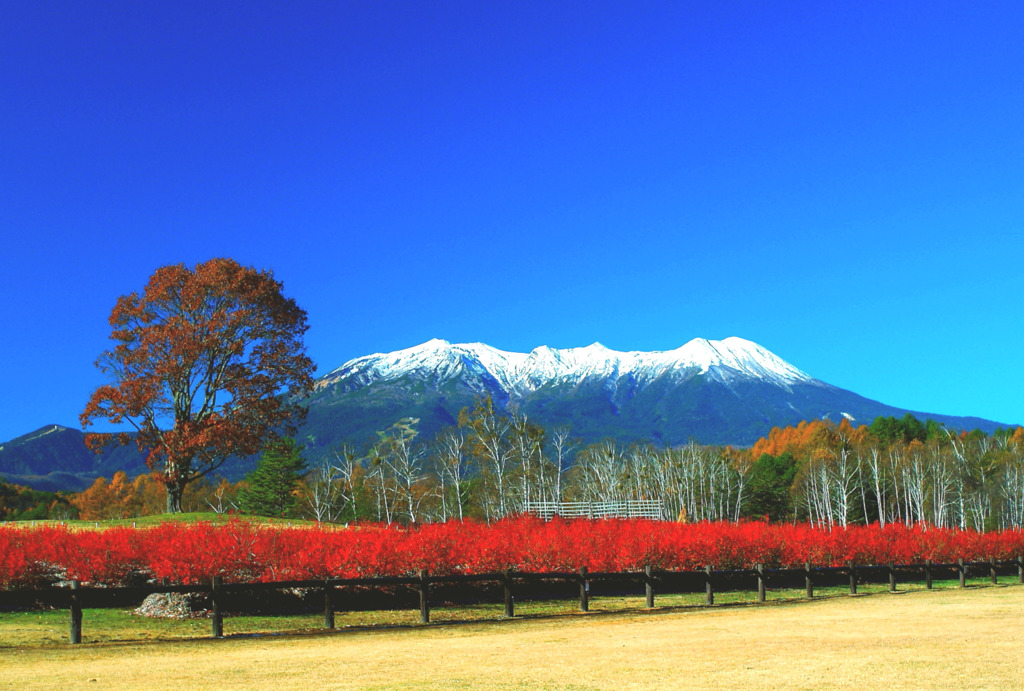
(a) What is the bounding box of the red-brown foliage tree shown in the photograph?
[80,258,315,513]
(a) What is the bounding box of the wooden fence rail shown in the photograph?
[524,500,664,520]
[2,557,1021,644]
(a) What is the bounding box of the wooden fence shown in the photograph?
[2,557,1021,644]
[525,500,664,520]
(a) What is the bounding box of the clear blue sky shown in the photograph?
[3,1,1024,443]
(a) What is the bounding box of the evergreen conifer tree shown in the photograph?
[238,437,307,517]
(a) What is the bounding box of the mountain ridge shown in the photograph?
[303,337,1011,451]
[321,336,817,396]
[1,337,1015,491]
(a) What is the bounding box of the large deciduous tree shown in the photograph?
[80,258,315,513]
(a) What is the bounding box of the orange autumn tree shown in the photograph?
[71,471,144,520]
[750,418,868,459]
[80,258,315,513]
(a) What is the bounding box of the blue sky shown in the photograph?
[3,1,1024,443]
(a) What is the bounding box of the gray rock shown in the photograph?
[134,592,211,619]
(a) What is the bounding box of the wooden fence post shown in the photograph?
[503,569,514,618]
[419,570,430,624]
[644,565,654,609]
[324,580,335,629]
[30,554,1024,647]
[69,580,82,645]
[579,566,589,612]
[211,576,223,638]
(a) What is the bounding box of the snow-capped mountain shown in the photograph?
[303,337,1004,451]
[320,337,815,394]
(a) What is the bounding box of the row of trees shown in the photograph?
[0,481,74,521]
[11,404,1024,531]
[64,439,307,520]
[67,472,242,520]
[764,417,1024,531]
[287,403,1024,530]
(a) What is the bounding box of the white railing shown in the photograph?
[525,499,664,520]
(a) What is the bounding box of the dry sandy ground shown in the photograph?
[2,587,1023,690]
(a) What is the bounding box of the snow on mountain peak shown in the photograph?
[325,337,816,391]
[669,337,813,385]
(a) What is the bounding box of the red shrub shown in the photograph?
[3,518,1023,588]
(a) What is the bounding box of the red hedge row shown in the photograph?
[2,517,1023,588]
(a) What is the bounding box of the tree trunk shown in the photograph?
[166,478,185,513]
